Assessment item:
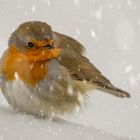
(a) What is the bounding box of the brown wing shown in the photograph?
[53,32,130,98]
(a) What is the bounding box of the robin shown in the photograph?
[0,21,130,117]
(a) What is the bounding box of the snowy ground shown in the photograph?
[0,94,130,140]
[0,0,140,140]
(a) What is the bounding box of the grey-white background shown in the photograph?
[0,0,139,139]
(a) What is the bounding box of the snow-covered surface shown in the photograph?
[0,95,130,140]
[0,0,139,140]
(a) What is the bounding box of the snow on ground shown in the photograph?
[0,95,130,140]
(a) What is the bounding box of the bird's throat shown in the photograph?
[1,46,50,86]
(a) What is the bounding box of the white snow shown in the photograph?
[95,6,103,20]
[76,28,80,36]
[14,72,19,80]
[25,11,28,15]
[129,75,137,86]
[73,0,80,7]
[108,4,113,9]
[47,0,50,6]
[78,93,84,103]
[127,0,132,8]
[31,4,36,12]
[0,0,139,139]
[0,95,130,140]
[125,65,132,73]
[91,30,96,39]
[67,85,74,96]
[134,105,139,110]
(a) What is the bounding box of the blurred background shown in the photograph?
[0,0,139,139]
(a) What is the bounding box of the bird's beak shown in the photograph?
[25,47,61,62]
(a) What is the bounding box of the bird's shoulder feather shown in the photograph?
[53,32,112,87]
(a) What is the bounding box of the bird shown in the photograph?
[0,21,130,118]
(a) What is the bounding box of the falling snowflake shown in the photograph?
[125,65,132,73]
[73,0,80,7]
[47,0,50,6]
[95,6,103,20]
[134,105,138,109]
[78,93,84,103]
[76,28,80,35]
[108,4,113,9]
[25,11,28,15]
[67,85,73,95]
[32,4,36,12]
[14,72,19,80]
[127,0,132,8]
[91,30,96,39]
[129,75,137,86]
[50,85,53,91]
[29,121,33,125]
[74,105,80,115]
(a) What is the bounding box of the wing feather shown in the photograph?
[53,32,130,98]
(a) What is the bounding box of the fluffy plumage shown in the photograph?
[0,21,130,117]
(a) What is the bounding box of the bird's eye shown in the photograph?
[44,44,54,49]
[27,42,34,48]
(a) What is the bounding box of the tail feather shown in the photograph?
[97,84,130,98]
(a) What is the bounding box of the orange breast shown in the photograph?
[1,46,50,86]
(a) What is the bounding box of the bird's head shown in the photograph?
[1,21,61,85]
[8,21,60,62]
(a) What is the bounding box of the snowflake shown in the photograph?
[14,72,19,80]
[32,5,36,12]
[95,6,103,20]
[129,75,137,86]
[47,0,50,6]
[73,0,80,7]
[67,85,73,95]
[76,28,80,35]
[127,0,132,8]
[91,30,96,39]
[125,65,132,73]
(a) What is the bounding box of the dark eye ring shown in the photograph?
[28,42,34,48]
[44,44,54,49]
